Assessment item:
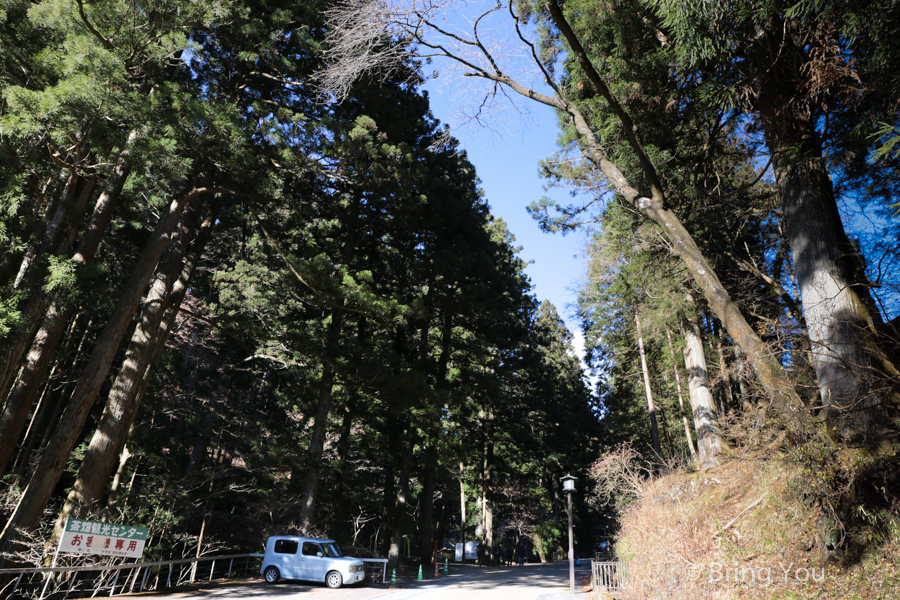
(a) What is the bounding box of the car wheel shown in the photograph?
[325,570,343,589]
[263,566,280,584]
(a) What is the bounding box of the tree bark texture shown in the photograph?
[667,329,698,463]
[105,441,133,512]
[681,295,726,470]
[535,2,813,435]
[0,145,133,478]
[9,308,83,475]
[37,318,93,454]
[51,202,212,540]
[9,379,52,477]
[0,187,219,566]
[759,83,895,443]
[0,171,94,404]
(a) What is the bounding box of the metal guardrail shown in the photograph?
[0,553,263,600]
[360,558,387,584]
[591,559,626,593]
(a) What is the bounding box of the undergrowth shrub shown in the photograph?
[590,419,900,599]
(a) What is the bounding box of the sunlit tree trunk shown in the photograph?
[0,187,223,566]
[105,440,133,512]
[51,204,213,540]
[759,80,897,444]
[667,329,698,464]
[681,294,726,470]
[544,3,811,433]
[459,463,466,561]
[635,313,663,468]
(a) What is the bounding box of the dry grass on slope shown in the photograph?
[614,456,900,599]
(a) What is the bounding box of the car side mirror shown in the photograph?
[317,552,323,557]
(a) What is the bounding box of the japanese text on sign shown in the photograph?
[58,518,148,559]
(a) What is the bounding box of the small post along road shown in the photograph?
[114,562,591,600]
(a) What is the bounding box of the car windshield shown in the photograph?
[322,542,342,557]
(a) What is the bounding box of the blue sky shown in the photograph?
[423,82,592,351]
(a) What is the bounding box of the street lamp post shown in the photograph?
[561,475,576,593]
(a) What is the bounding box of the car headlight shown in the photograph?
[350,564,364,572]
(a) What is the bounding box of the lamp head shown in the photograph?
[561,474,576,492]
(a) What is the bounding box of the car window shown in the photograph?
[273,540,298,554]
[302,542,321,556]
[322,543,342,557]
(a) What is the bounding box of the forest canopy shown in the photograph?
[1,0,900,596]
[0,0,603,575]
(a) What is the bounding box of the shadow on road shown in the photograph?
[107,561,592,600]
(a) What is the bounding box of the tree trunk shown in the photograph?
[417,445,437,567]
[666,329,698,464]
[297,302,345,532]
[11,169,78,290]
[713,319,736,414]
[377,424,397,558]
[185,393,218,476]
[51,203,212,539]
[732,344,750,410]
[9,379,51,477]
[0,187,221,565]
[635,313,663,468]
[484,431,494,555]
[297,211,356,531]
[0,172,94,406]
[434,492,447,557]
[549,470,560,527]
[657,395,676,458]
[387,435,413,570]
[531,4,813,435]
[459,463,466,560]
[533,533,547,563]
[331,391,357,538]
[37,317,93,453]
[105,441,133,512]
[759,79,896,444]
[682,294,726,470]
[0,147,132,478]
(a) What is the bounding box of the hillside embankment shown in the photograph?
[612,450,900,599]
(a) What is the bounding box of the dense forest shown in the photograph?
[2,0,900,596]
[0,0,604,576]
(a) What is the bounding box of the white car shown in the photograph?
[260,536,365,588]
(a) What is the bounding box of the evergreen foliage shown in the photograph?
[0,0,602,570]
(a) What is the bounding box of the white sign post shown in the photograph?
[39,519,150,600]
[58,518,149,559]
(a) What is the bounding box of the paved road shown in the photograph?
[121,562,592,600]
